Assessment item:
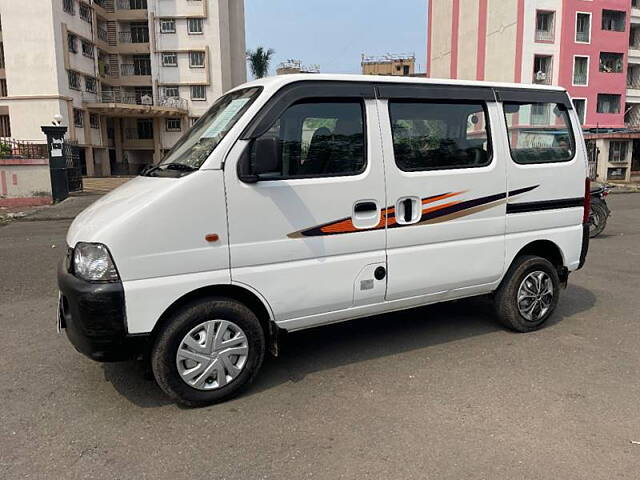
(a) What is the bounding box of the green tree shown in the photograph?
[246,47,275,79]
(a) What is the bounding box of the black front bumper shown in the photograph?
[57,259,149,362]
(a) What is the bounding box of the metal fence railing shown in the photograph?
[0,138,48,159]
[118,30,149,44]
[535,30,554,42]
[120,63,151,76]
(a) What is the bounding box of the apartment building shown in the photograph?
[0,0,245,176]
[427,0,640,182]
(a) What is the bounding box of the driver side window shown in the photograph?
[252,99,366,179]
[389,100,492,171]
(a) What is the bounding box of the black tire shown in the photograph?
[589,199,608,238]
[494,255,560,333]
[151,297,265,407]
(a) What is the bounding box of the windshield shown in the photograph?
[159,87,262,169]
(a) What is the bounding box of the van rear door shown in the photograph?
[377,84,507,301]
[224,83,388,327]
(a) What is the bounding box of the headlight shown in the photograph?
[72,243,120,282]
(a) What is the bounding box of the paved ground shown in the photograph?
[1,194,639,480]
[82,177,133,195]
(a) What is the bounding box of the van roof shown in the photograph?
[236,73,567,93]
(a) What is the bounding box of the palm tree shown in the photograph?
[246,47,275,79]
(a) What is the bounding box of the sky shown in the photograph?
[245,0,428,76]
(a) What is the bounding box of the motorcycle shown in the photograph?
[589,182,613,238]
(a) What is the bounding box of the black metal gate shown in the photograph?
[63,141,83,192]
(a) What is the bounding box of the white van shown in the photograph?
[58,75,590,406]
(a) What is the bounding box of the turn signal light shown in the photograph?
[205,233,219,242]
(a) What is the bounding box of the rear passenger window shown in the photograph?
[254,100,365,178]
[388,101,491,171]
[503,102,575,164]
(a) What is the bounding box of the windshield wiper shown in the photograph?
[140,164,162,176]
[163,163,197,171]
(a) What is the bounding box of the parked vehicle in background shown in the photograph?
[589,182,613,238]
[57,75,590,406]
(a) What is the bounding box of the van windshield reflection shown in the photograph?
[154,87,261,172]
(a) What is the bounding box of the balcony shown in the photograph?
[117,30,150,54]
[84,91,188,117]
[576,30,589,43]
[97,27,108,43]
[115,0,148,20]
[535,29,554,42]
[121,62,151,76]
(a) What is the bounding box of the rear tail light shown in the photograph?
[583,177,591,224]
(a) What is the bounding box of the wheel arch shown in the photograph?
[150,283,279,354]
[509,239,568,284]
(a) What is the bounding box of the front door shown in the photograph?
[377,85,506,301]
[225,86,387,327]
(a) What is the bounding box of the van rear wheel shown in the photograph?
[494,255,560,332]
[151,298,265,407]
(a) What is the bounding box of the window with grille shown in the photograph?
[189,51,205,68]
[79,3,92,23]
[576,13,591,43]
[160,19,176,33]
[597,94,621,114]
[0,79,7,97]
[68,34,78,53]
[600,52,624,73]
[0,115,11,137]
[64,0,75,15]
[191,85,206,100]
[609,141,628,162]
[68,71,81,90]
[81,40,94,58]
[162,52,177,67]
[187,18,203,34]
[73,109,84,127]
[163,86,179,97]
[85,76,97,93]
[166,118,181,131]
[602,10,625,32]
[535,11,555,41]
[572,99,586,124]
[572,56,588,85]
[90,114,100,129]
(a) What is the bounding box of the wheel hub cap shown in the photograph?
[517,271,554,322]
[176,319,249,390]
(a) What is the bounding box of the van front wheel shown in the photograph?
[151,298,265,407]
[494,255,560,332]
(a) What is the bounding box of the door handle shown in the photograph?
[354,201,378,213]
[395,196,421,225]
[352,200,381,230]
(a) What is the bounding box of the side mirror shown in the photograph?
[238,136,280,183]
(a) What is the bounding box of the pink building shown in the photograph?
[428,0,640,182]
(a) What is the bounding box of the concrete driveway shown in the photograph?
[1,194,639,479]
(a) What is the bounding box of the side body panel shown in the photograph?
[498,93,587,272]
